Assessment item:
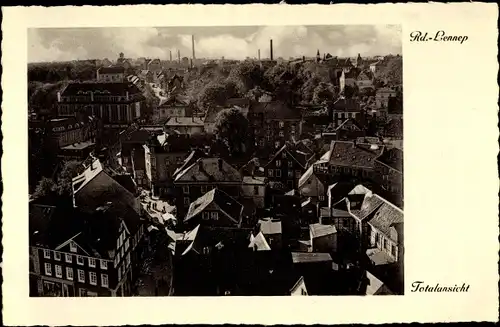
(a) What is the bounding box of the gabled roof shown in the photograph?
[309,223,337,238]
[173,149,206,179]
[184,188,243,226]
[72,158,104,194]
[174,157,242,183]
[265,142,314,170]
[349,192,385,222]
[249,231,271,251]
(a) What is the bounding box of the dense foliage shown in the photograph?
[214,108,250,157]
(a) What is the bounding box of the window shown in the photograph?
[88,258,96,268]
[279,121,284,128]
[44,263,52,276]
[201,185,208,194]
[319,195,325,201]
[118,267,122,281]
[295,170,301,178]
[183,197,190,207]
[253,186,259,195]
[211,212,219,220]
[276,160,281,167]
[275,141,280,148]
[202,212,210,220]
[77,255,84,265]
[121,247,124,258]
[268,169,274,177]
[101,274,109,287]
[375,233,380,244]
[125,239,129,251]
[182,186,190,194]
[279,131,284,137]
[55,265,63,278]
[288,170,293,178]
[78,269,85,283]
[43,249,51,259]
[287,180,294,188]
[276,170,282,177]
[69,241,77,253]
[66,267,73,280]
[54,252,61,261]
[288,161,293,168]
[282,152,287,159]
[301,289,307,295]
[89,272,97,286]
[259,139,265,146]
[383,239,388,250]
[65,254,73,263]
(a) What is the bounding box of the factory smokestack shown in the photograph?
[258,49,261,61]
[270,39,273,61]
[169,51,172,61]
[192,35,196,60]
[178,50,181,63]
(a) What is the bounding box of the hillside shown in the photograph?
[375,56,402,85]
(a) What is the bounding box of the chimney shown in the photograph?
[258,49,261,61]
[218,158,223,171]
[178,50,181,63]
[198,159,203,171]
[270,39,273,61]
[169,51,172,61]
[190,58,193,69]
[191,35,196,60]
[302,56,305,63]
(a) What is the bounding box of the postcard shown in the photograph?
[1,3,498,325]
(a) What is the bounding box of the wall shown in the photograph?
[241,183,265,208]
[312,233,337,253]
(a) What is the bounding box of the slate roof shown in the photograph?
[328,141,383,169]
[174,157,242,183]
[309,223,337,238]
[368,199,404,241]
[61,82,143,97]
[184,188,243,226]
[376,147,403,173]
[291,252,333,264]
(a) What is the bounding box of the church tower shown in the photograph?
[316,49,321,62]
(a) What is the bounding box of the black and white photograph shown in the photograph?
[28,24,404,297]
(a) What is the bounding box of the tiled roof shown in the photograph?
[328,141,383,169]
[309,223,337,238]
[349,193,384,221]
[174,157,242,183]
[333,98,361,112]
[366,248,396,266]
[61,81,143,97]
[98,66,125,74]
[258,219,282,235]
[368,199,403,241]
[249,231,271,251]
[184,188,243,226]
[291,252,333,264]
[248,101,302,120]
[165,117,204,127]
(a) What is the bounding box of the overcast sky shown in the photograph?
[28,25,401,63]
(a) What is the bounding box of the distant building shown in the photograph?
[57,82,145,128]
[309,223,337,253]
[356,71,374,91]
[339,69,358,93]
[147,58,162,73]
[164,117,204,136]
[332,98,362,128]
[375,87,397,109]
[154,95,191,124]
[97,66,125,83]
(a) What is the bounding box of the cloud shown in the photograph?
[28,25,401,63]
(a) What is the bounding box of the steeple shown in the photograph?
[316,49,320,62]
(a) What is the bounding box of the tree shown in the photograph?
[312,82,335,104]
[52,160,82,198]
[197,80,239,112]
[32,177,56,200]
[214,108,250,157]
[227,62,265,94]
